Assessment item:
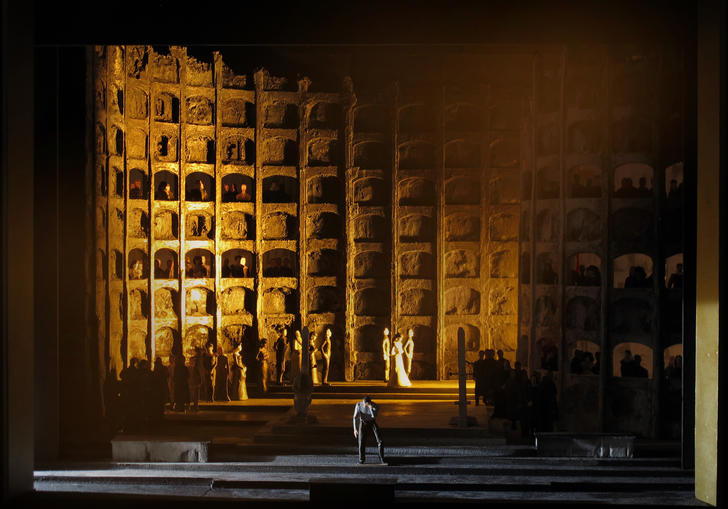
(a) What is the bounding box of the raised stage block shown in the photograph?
[535,432,635,458]
[111,437,210,462]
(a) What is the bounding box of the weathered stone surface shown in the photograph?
[445,214,479,241]
[400,251,434,278]
[445,140,480,168]
[220,287,248,316]
[262,212,292,240]
[154,92,179,122]
[308,102,339,129]
[307,176,338,203]
[489,175,519,204]
[308,139,338,165]
[186,57,212,87]
[186,213,212,240]
[400,103,436,132]
[354,288,387,316]
[566,296,600,331]
[489,284,516,315]
[184,325,211,355]
[186,136,214,163]
[445,249,479,278]
[155,288,178,319]
[536,209,559,242]
[490,248,517,278]
[398,141,435,169]
[109,126,124,156]
[154,327,177,360]
[537,166,560,199]
[152,52,178,83]
[186,287,212,316]
[535,295,558,327]
[263,137,297,165]
[568,120,601,153]
[354,214,386,241]
[262,288,289,315]
[354,361,383,380]
[129,289,148,319]
[538,123,559,155]
[307,286,340,313]
[401,288,435,315]
[354,141,388,169]
[445,177,480,204]
[127,88,148,119]
[354,251,386,279]
[399,178,435,205]
[354,177,386,205]
[445,287,480,315]
[308,249,338,276]
[489,213,517,241]
[221,211,249,240]
[129,209,149,238]
[399,214,433,242]
[567,208,601,242]
[222,99,252,127]
[354,325,380,352]
[185,96,213,125]
[308,212,340,239]
[264,102,297,128]
[154,133,178,162]
[222,136,253,163]
[221,325,245,353]
[128,329,148,361]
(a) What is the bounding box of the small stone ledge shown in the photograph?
[111,437,210,462]
[535,432,635,458]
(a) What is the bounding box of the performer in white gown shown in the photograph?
[391,333,412,387]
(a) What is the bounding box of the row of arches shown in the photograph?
[523,162,683,200]
[521,251,682,288]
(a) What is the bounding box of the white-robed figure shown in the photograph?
[391,333,412,387]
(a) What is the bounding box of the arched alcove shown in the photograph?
[154,327,180,361]
[154,170,178,200]
[536,209,559,242]
[262,176,297,202]
[154,249,178,279]
[567,120,601,153]
[567,253,601,286]
[399,177,435,206]
[307,286,340,313]
[613,253,653,288]
[155,287,179,319]
[354,288,387,316]
[444,139,480,168]
[128,169,148,199]
[489,136,519,168]
[185,136,215,164]
[112,167,124,197]
[663,344,683,371]
[566,296,600,331]
[185,249,214,278]
[186,287,215,316]
[308,249,339,276]
[354,177,387,205]
[399,214,433,242]
[308,212,341,239]
[221,173,254,202]
[445,176,480,205]
[665,253,684,289]
[307,176,339,204]
[398,140,435,169]
[308,139,339,166]
[537,166,559,199]
[536,337,559,371]
[665,162,684,204]
[568,164,602,198]
[263,102,298,128]
[354,325,381,352]
[612,208,653,242]
[128,249,148,280]
[399,251,434,279]
[263,248,296,277]
[222,249,254,278]
[354,104,387,133]
[566,208,601,242]
[185,212,213,240]
[183,325,213,356]
[613,342,653,378]
[354,251,386,279]
[614,163,654,198]
[536,252,559,285]
[185,172,215,201]
[353,141,388,170]
[307,102,340,129]
[568,340,600,375]
[221,286,254,316]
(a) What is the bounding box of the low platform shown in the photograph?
[535,432,636,458]
[111,437,210,463]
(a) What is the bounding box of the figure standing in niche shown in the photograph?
[236,183,251,201]
[668,263,684,289]
[130,259,144,280]
[404,329,415,378]
[214,347,230,402]
[222,183,235,202]
[154,258,164,279]
[319,329,332,385]
[231,256,248,277]
[636,177,651,198]
[187,178,209,201]
[222,258,231,278]
[229,342,247,400]
[391,333,412,387]
[256,339,270,393]
[274,328,289,384]
[164,259,175,279]
[382,328,391,384]
[156,181,173,200]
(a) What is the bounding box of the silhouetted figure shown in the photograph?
[668,263,684,289]
[667,179,681,207]
[214,347,230,402]
[222,183,236,202]
[541,345,558,371]
[103,368,122,432]
[391,333,412,387]
[137,359,153,430]
[188,349,202,412]
[222,258,231,278]
[620,350,634,377]
[472,350,486,406]
[187,179,208,201]
[154,258,164,278]
[230,343,247,400]
[482,349,499,404]
[120,358,140,431]
[274,329,289,384]
[257,339,270,393]
[151,357,168,424]
[504,369,526,431]
[156,181,174,200]
[625,266,648,288]
[404,329,415,377]
[353,396,384,464]
[173,354,189,412]
[632,354,648,378]
[637,177,651,198]
[534,371,558,432]
[570,349,585,374]
[231,256,248,277]
[200,343,216,402]
[583,265,601,286]
[165,259,175,279]
[615,177,637,198]
[130,259,144,280]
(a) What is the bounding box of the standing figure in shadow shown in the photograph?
[230,342,247,400]
[188,349,202,412]
[214,347,230,402]
[391,333,412,387]
[257,339,270,394]
[274,328,289,385]
[173,354,189,412]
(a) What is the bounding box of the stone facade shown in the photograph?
[93,45,684,437]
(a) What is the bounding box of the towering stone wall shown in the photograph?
[92,45,685,437]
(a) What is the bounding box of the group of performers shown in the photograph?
[273,328,332,386]
[382,328,415,387]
